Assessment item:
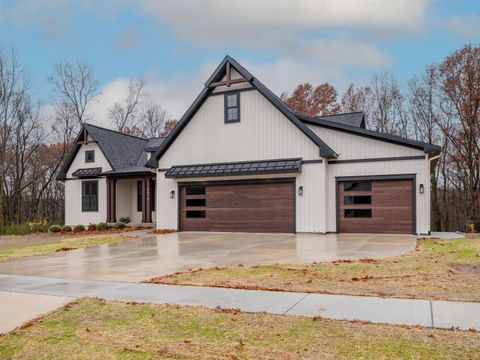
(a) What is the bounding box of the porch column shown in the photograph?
[106,178,117,223]
[141,177,152,223]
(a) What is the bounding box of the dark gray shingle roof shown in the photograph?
[57,124,161,180]
[85,124,147,171]
[315,112,365,128]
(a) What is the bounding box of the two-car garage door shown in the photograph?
[179,180,295,233]
[178,177,414,234]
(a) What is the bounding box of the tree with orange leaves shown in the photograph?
[281,83,341,116]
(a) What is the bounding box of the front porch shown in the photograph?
[106,175,156,224]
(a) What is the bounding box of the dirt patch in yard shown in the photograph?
[145,237,480,302]
[0,298,478,359]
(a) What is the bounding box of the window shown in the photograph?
[186,187,206,195]
[82,181,98,212]
[85,150,95,163]
[224,92,240,123]
[137,180,142,212]
[186,198,206,207]
[186,210,206,218]
[344,195,371,205]
[344,209,372,218]
[344,181,371,192]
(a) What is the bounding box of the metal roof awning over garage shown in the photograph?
[165,158,302,179]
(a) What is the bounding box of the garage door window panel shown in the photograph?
[344,181,371,192]
[344,209,372,218]
[344,195,371,205]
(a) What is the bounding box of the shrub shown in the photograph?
[114,222,126,229]
[48,225,62,233]
[0,223,32,236]
[119,216,131,224]
[61,225,72,232]
[88,223,97,231]
[73,225,85,232]
[28,219,48,233]
[96,222,109,230]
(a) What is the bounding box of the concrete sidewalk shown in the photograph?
[0,274,478,331]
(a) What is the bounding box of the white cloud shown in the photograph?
[135,0,426,68]
[87,57,354,127]
[88,61,217,127]
[443,14,480,39]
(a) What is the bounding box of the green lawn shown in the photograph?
[0,298,478,359]
[0,234,136,262]
[146,237,480,302]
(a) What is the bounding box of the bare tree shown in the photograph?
[48,61,98,129]
[369,73,410,136]
[109,77,145,132]
[341,84,372,120]
[435,44,480,225]
[138,101,167,138]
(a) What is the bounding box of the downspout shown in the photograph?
[322,158,328,233]
[426,154,441,235]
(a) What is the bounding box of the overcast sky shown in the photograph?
[0,0,479,127]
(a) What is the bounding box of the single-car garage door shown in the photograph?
[338,178,414,234]
[179,180,295,233]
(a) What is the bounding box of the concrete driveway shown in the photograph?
[0,232,416,282]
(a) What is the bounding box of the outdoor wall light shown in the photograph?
[298,186,303,196]
[170,190,175,199]
[419,184,424,194]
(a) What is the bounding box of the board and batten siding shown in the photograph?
[64,143,112,225]
[157,90,321,168]
[64,178,107,226]
[326,157,429,234]
[308,125,424,160]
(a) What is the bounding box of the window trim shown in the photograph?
[85,150,95,163]
[81,180,98,212]
[224,91,240,123]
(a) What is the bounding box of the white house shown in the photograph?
[58,56,441,234]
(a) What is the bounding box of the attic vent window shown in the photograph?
[85,150,95,163]
[224,92,240,123]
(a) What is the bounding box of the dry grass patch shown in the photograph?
[146,237,480,302]
[0,234,137,262]
[0,298,479,359]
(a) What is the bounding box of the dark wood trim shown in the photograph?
[335,174,416,234]
[329,155,425,164]
[106,178,117,222]
[145,178,152,223]
[141,178,147,222]
[226,61,231,87]
[209,77,249,88]
[209,87,255,97]
[106,179,111,222]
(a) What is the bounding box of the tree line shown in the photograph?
[0,49,176,229]
[282,44,479,232]
[0,44,478,231]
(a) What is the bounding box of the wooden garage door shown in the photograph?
[338,179,414,234]
[179,181,295,233]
